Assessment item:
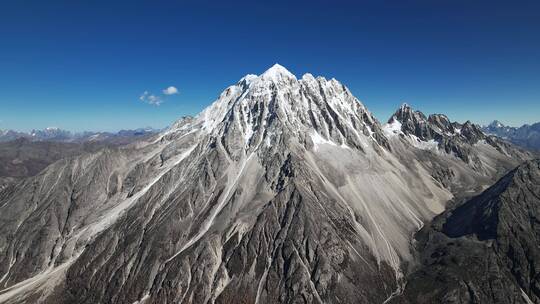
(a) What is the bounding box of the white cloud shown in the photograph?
[163,86,179,95]
[140,85,178,106]
[139,91,163,106]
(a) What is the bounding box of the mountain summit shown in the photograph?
[260,63,296,80]
[488,120,505,128]
[0,67,532,304]
[192,63,388,154]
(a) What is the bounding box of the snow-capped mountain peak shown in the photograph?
[481,120,540,151]
[177,64,389,153]
[399,102,410,111]
[488,120,505,128]
[259,63,296,81]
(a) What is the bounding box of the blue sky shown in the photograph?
[1,0,539,132]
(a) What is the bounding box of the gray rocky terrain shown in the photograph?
[392,159,540,304]
[0,65,533,303]
[0,129,157,190]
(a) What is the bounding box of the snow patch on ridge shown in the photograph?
[311,132,350,150]
[311,132,337,149]
[383,118,403,137]
[408,134,439,151]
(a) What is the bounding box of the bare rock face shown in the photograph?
[393,159,540,304]
[0,65,532,304]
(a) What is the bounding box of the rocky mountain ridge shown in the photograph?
[386,103,530,170]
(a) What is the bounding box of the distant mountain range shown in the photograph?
[482,120,540,151]
[0,127,159,144]
[0,127,159,189]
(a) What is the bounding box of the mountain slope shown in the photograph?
[0,138,121,189]
[0,65,532,304]
[393,159,540,304]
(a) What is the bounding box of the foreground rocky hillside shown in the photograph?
[393,159,540,304]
